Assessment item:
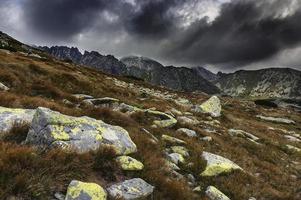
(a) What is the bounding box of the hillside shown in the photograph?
[216,68,301,98]
[0,32,300,200]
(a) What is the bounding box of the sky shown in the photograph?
[1,0,301,73]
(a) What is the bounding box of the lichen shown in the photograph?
[116,156,144,171]
[66,181,107,200]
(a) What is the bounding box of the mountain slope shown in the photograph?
[121,56,220,94]
[216,68,301,98]
[192,66,218,82]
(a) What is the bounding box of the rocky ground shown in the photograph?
[0,50,300,200]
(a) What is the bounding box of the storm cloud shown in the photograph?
[1,0,301,71]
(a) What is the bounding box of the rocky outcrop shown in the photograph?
[107,178,154,200]
[205,186,231,200]
[216,68,301,98]
[200,152,242,176]
[116,156,144,171]
[193,96,222,117]
[65,180,107,200]
[25,107,137,154]
[0,107,34,133]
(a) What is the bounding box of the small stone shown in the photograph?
[256,115,295,124]
[205,186,230,200]
[168,153,185,165]
[177,128,197,137]
[116,156,144,171]
[162,134,186,145]
[0,82,9,91]
[201,136,213,142]
[170,146,189,157]
[65,180,107,200]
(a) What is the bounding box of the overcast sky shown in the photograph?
[1,0,301,72]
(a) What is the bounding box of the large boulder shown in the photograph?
[25,107,137,154]
[200,152,242,176]
[194,96,221,117]
[107,178,154,200]
[65,180,107,200]
[0,107,34,133]
[116,156,144,171]
[205,186,231,200]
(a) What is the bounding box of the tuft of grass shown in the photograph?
[2,122,30,144]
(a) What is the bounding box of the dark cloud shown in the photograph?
[23,0,107,39]
[2,0,301,70]
[164,1,301,65]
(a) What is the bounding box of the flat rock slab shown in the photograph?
[0,106,34,133]
[107,178,154,200]
[25,107,137,154]
[65,180,107,200]
[201,151,242,176]
[206,186,231,200]
[256,115,295,124]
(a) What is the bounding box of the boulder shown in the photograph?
[168,153,185,165]
[107,178,154,200]
[200,152,242,176]
[205,186,231,200]
[284,135,301,142]
[65,180,107,200]
[145,110,177,128]
[177,116,200,125]
[194,96,221,117]
[228,129,259,143]
[25,107,137,154]
[0,107,34,133]
[82,97,119,108]
[116,156,144,171]
[162,134,186,145]
[170,108,183,116]
[176,128,197,137]
[170,146,189,157]
[256,115,295,124]
[0,82,9,91]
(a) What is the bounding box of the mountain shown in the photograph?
[216,68,301,98]
[41,46,128,75]
[192,66,218,82]
[41,47,220,94]
[121,56,220,94]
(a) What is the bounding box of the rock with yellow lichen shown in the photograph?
[205,186,231,200]
[145,109,177,128]
[200,151,242,176]
[65,180,107,200]
[193,96,221,117]
[107,178,154,200]
[25,107,137,154]
[0,106,34,134]
[161,134,186,145]
[116,156,144,171]
[170,146,189,157]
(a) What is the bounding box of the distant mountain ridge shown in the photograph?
[216,68,301,98]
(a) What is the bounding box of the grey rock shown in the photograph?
[177,116,200,125]
[205,186,231,200]
[107,178,154,200]
[193,96,222,117]
[256,115,295,124]
[168,153,185,165]
[25,107,137,154]
[176,128,197,137]
[0,82,9,91]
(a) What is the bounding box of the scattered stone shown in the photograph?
[0,107,34,133]
[285,145,301,152]
[205,186,231,200]
[117,103,143,114]
[116,156,144,171]
[194,96,222,117]
[256,115,295,124]
[200,151,242,176]
[146,110,177,128]
[193,186,202,193]
[284,135,301,142]
[25,107,137,154]
[62,99,73,106]
[248,197,257,200]
[54,192,65,200]
[176,128,197,137]
[162,134,186,145]
[107,178,154,200]
[168,153,185,165]
[166,160,180,171]
[65,180,107,200]
[72,94,94,100]
[177,116,200,125]
[201,136,213,142]
[141,128,159,143]
[0,82,9,91]
[170,108,183,116]
[228,129,259,143]
[170,146,189,157]
[82,97,119,108]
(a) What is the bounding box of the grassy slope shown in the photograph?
[0,51,300,200]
